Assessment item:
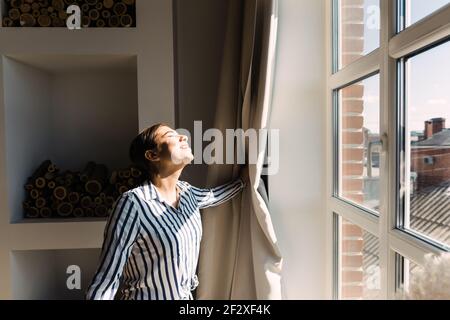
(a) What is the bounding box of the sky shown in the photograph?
[357,0,450,134]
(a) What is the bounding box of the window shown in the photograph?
[400,40,450,248]
[334,0,380,70]
[399,0,450,28]
[337,74,381,213]
[395,253,420,296]
[336,215,381,299]
[328,0,450,300]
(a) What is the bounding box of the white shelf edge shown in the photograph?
[7,220,106,251]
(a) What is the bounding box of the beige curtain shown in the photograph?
[197,0,282,300]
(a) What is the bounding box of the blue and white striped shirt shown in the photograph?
[86,178,245,300]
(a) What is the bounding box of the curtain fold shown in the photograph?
[197,0,282,300]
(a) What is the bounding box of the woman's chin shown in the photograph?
[171,153,194,165]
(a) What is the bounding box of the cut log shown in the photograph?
[95,205,108,217]
[31,2,40,11]
[89,9,99,21]
[85,164,107,195]
[105,196,115,207]
[32,10,40,18]
[3,17,14,27]
[48,181,56,189]
[94,196,103,205]
[31,160,52,183]
[24,179,34,191]
[123,0,135,5]
[120,14,132,27]
[53,186,67,200]
[103,0,114,9]
[57,202,73,217]
[52,16,65,27]
[73,207,85,218]
[58,10,68,20]
[68,192,80,204]
[95,2,103,10]
[101,9,110,19]
[108,14,119,27]
[20,13,36,26]
[81,3,90,12]
[51,0,64,11]
[85,207,95,217]
[81,195,93,208]
[20,3,32,13]
[39,0,49,8]
[35,197,46,209]
[81,15,90,27]
[11,0,24,9]
[40,207,52,218]
[30,189,41,200]
[96,18,105,27]
[44,172,56,180]
[25,206,40,218]
[35,177,46,189]
[9,8,21,20]
[113,2,127,16]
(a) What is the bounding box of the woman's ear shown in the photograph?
[145,150,159,161]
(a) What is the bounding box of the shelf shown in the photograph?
[1,53,139,223]
[8,219,106,250]
[0,27,142,54]
[11,248,101,299]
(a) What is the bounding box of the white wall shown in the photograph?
[3,58,52,224]
[51,71,138,170]
[269,0,327,299]
[11,249,101,299]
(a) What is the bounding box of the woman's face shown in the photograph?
[153,125,194,167]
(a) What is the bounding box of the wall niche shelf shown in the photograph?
[11,248,101,299]
[1,0,137,28]
[2,53,138,224]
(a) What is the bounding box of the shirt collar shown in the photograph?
[142,179,187,203]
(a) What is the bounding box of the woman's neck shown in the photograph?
[151,167,183,193]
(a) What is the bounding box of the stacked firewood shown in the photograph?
[22,159,145,219]
[2,0,136,27]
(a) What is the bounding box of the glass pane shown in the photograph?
[337,0,380,69]
[338,74,380,213]
[406,0,450,27]
[395,254,420,298]
[338,218,381,299]
[405,41,450,247]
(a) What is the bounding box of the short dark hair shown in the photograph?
[129,123,168,178]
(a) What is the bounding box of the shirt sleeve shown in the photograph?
[189,178,246,209]
[85,192,140,300]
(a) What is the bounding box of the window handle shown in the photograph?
[367,133,386,178]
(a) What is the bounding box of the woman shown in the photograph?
[86,123,247,300]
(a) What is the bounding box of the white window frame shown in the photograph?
[325,0,450,299]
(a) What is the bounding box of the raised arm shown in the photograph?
[189,178,245,209]
[86,192,140,300]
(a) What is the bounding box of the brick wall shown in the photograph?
[339,0,366,300]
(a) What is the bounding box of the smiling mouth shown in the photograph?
[180,145,190,149]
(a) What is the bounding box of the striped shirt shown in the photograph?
[86,178,245,300]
